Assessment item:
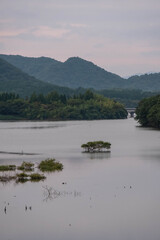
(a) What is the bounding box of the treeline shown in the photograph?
[98,89,158,108]
[135,94,160,129]
[0,90,127,120]
[0,92,19,101]
[0,89,157,108]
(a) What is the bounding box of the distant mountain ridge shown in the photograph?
[0,58,74,97]
[0,54,160,91]
[0,54,124,89]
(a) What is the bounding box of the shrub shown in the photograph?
[17,162,34,171]
[0,165,16,171]
[38,158,63,172]
[30,173,46,181]
[16,172,29,182]
[17,172,29,178]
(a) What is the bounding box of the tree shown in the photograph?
[81,141,111,152]
[136,94,160,129]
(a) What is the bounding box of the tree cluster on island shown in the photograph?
[135,94,160,129]
[0,90,128,120]
[81,141,111,153]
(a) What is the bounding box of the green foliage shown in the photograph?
[30,173,46,181]
[38,158,63,172]
[81,141,111,152]
[0,90,128,120]
[136,95,160,128]
[17,162,34,171]
[16,172,46,182]
[17,172,29,178]
[0,165,16,171]
[16,172,29,183]
[97,89,158,108]
[0,158,63,183]
[0,92,19,101]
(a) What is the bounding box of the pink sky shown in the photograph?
[0,0,160,77]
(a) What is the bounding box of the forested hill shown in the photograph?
[0,54,125,89]
[127,73,160,91]
[0,58,74,97]
[0,54,160,91]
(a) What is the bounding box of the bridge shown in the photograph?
[125,108,136,118]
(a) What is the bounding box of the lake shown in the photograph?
[0,118,160,240]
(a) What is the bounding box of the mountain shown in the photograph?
[0,58,74,97]
[127,73,160,91]
[0,54,160,91]
[0,54,125,89]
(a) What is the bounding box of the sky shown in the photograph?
[0,0,160,77]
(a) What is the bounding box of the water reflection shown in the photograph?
[82,151,111,160]
[42,185,81,202]
[0,124,66,130]
[0,150,38,155]
[1,119,160,240]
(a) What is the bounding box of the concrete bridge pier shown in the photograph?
[126,108,136,118]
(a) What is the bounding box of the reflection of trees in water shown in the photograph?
[83,152,111,160]
[42,185,81,202]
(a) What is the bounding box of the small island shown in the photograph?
[81,141,111,153]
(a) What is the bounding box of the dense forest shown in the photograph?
[0,91,127,120]
[135,95,160,129]
[97,89,157,108]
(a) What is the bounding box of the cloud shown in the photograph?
[0,29,28,37]
[32,26,70,39]
[0,18,13,24]
[69,23,88,28]
[0,0,160,76]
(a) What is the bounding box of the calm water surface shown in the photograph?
[0,119,160,240]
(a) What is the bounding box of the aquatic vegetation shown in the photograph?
[0,174,16,182]
[17,172,29,178]
[38,158,63,172]
[16,172,45,182]
[0,165,16,171]
[16,172,29,183]
[30,173,46,181]
[17,162,34,171]
[81,141,111,152]
[0,158,63,184]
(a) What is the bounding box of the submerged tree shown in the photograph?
[81,141,111,153]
